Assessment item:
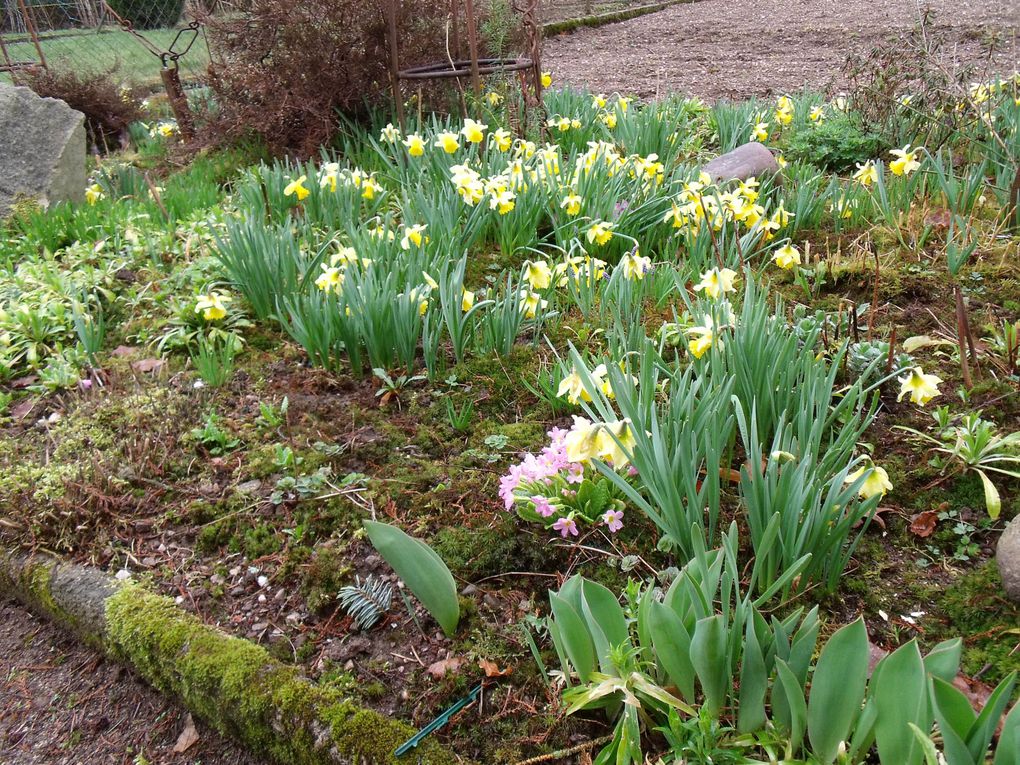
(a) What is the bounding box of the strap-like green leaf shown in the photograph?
[646,600,696,703]
[807,618,869,764]
[549,592,595,683]
[690,615,729,717]
[776,659,807,753]
[872,640,928,765]
[363,520,460,637]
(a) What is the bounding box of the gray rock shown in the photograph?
[996,515,1020,602]
[702,142,780,184]
[0,83,86,217]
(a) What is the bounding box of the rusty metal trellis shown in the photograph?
[385,0,543,130]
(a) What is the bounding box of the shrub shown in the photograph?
[22,68,142,152]
[106,0,184,30]
[785,114,885,172]
[201,0,450,156]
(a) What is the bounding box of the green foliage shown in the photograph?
[363,520,460,637]
[786,114,885,172]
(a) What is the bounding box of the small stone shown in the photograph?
[251,622,268,633]
[236,479,263,495]
[996,515,1020,602]
[702,142,780,184]
[460,584,479,596]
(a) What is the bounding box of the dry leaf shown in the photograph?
[427,657,464,679]
[173,713,200,753]
[10,375,37,389]
[131,358,165,374]
[10,398,36,421]
[909,510,939,538]
[111,345,140,357]
[478,658,513,677]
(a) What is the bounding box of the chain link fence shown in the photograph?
[1,0,212,90]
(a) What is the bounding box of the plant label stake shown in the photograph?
[394,682,483,756]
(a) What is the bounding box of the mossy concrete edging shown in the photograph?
[0,547,466,765]
[542,0,699,37]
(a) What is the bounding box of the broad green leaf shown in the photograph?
[966,672,1016,763]
[976,469,1001,518]
[776,659,807,753]
[994,700,1020,765]
[808,618,869,764]
[580,579,629,650]
[930,677,976,765]
[363,520,459,637]
[924,638,962,682]
[549,592,595,683]
[872,640,928,765]
[909,723,942,765]
[690,615,729,717]
[737,615,768,734]
[647,600,696,703]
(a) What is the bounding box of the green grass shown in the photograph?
[1,26,209,89]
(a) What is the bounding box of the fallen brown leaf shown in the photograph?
[131,358,165,374]
[10,398,36,421]
[909,510,939,538]
[10,375,37,389]
[173,713,200,753]
[427,657,464,679]
[478,658,513,677]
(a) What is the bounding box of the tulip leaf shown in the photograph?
[976,469,1001,519]
[690,615,728,717]
[775,659,807,753]
[966,671,1016,763]
[930,677,976,765]
[549,592,595,683]
[647,600,696,703]
[923,637,962,683]
[363,520,459,637]
[994,701,1020,765]
[872,640,928,765]
[807,618,869,764]
[737,615,768,734]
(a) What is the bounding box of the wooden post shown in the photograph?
[464,0,482,100]
[16,0,47,69]
[160,63,195,140]
[386,0,406,130]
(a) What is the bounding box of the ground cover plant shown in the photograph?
[2,53,1020,764]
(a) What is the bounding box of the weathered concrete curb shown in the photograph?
[542,0,698,37]
[0,547,465,765]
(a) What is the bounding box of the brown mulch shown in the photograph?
[0,600,265,765]
[543,0,1020,99]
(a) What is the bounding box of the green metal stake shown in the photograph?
[394,682,484,757]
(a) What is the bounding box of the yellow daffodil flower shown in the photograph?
[561,192,582,216]
[809,106,824,124]
[461,289,475,312]
[693,267,738,299]
[751,121,770,142]
[773,243,801,270]
[403,133,426,157]
[401,224,429,250]
[487,91,503,106]
[592,93,607,108]
[775,107,793,126]
[518,290,547,319]
[557,370,593,405]
[853,160,879,186]
[360,177,381,200]
[284,175,310,201]
[564,417,600,463]
[490,188,516,215]
[85,183,104,205]
[461,118,488,144]
[435,131,461,154]
[586,220,615,246]
[380,123,400,143]
[897,367,942,406]
[523,260,552,290]
[196,291,231,321]
[315,265,344,293]
[889,145,922,176]
[601,111,618,129]
[597,419,637,468]
[619,250,651,281]
[492,128,512,152]
[845,463,892,499]
[541,71,552,88]
[617,96,632,112]
[687,318,716,359]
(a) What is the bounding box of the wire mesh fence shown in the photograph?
[1,0,211,90]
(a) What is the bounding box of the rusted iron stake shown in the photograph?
[160,64,195,140]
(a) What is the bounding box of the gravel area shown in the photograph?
[543,0,1020,99]
[0,600,264,765]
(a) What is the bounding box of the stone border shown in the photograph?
[0,547,465,765]
[541,0,698,37]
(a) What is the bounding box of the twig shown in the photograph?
[510,734,614,765]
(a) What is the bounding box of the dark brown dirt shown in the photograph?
[0,600,265,765]
[543,0,1020,99]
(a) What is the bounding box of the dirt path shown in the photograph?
[543,0,1020,100]
[0,600,263,765]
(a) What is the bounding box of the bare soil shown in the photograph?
[0,600,264,765]
[543,0,1020,99]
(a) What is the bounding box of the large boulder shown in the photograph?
[702,142,781,184]
[0,83,86,217]
[997,515,1020,602]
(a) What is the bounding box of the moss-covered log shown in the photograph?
[0,547,465,765]
[542,0,697,37]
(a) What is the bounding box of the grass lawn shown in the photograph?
[1,25,209,89]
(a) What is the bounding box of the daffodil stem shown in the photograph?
[955,285,973,389]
